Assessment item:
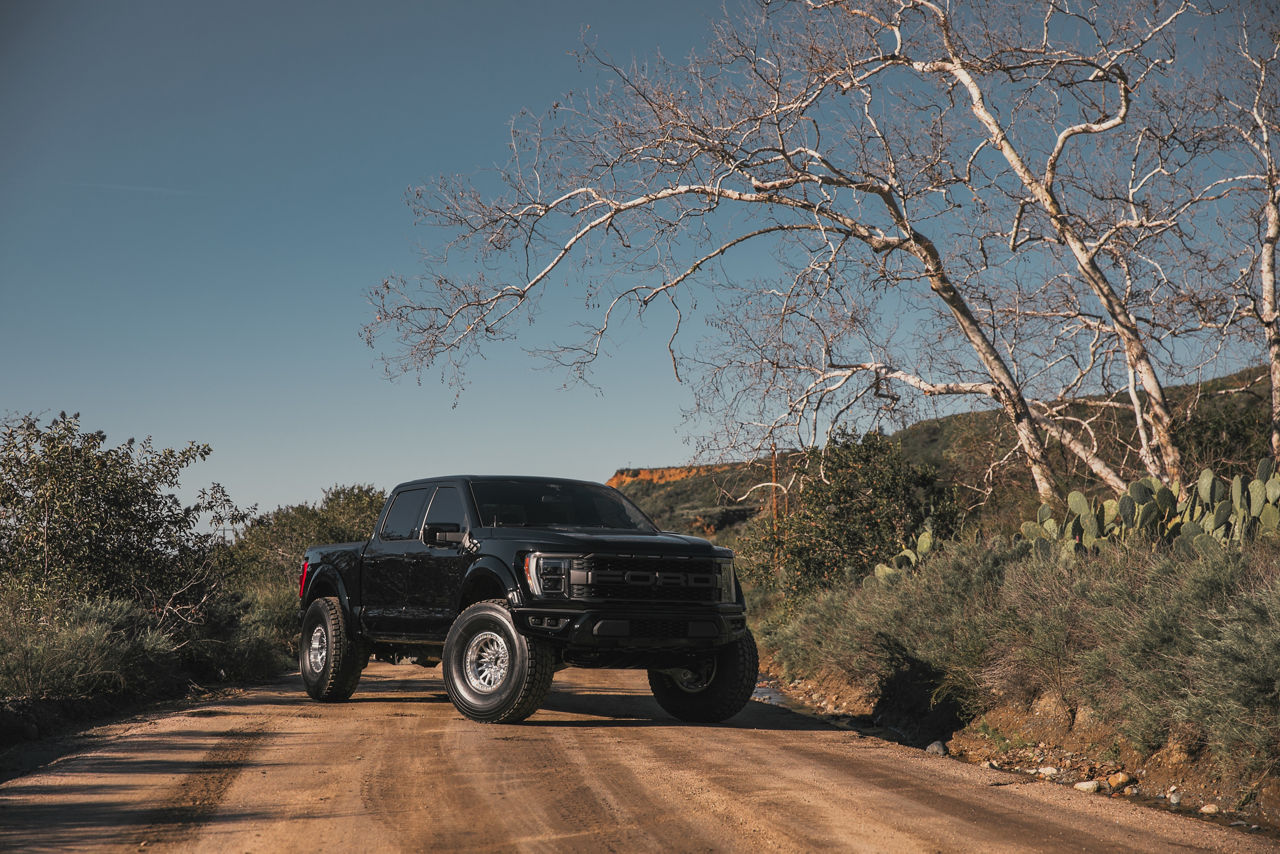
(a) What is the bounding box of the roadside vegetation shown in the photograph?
[753,532,1280,763]
[618,402,1280,818]
[0,413,382,740]
[721,429,1280,819]
[0,413,270,725]
[733,431,956,600]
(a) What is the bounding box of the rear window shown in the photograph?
[469,480,655,531]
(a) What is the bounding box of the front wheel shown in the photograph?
[299,596,363,701]
[442,600,554,723]
[648,630,759,723]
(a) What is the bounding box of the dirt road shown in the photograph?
[0,662,1272,853]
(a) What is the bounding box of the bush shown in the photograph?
[229,484,385,587]
[0,584,178,701]
[764,532,1280,767]
[0,413,292,712]
[765,537,1019,716]
[737,430,956,599]
[1183,552,1280,759]
[0,413,245,605]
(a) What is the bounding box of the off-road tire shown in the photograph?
[648,630,759,723]
[300,596,363,701]
[443,599,554,723]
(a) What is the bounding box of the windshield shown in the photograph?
[469,479,657,531]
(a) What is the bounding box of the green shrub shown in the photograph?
[737,430,956,599]
[229,484,385,587]
[0,584,177,701]
[1184,558,1280,760]
[0,413,247,603]
[0,414,294,710]
[766,531,1280,767]
[766,537,1021,716]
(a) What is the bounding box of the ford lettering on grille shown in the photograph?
[587,568,715,587]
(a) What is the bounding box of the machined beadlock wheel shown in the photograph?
[442,599,554,723]
[463,630,510,692]
[648,630,759,723]
[299,596,363,702]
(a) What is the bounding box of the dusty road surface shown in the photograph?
[0,663,1272,853]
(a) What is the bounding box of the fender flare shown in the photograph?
[456,557,524,610]
[302,566,354,620]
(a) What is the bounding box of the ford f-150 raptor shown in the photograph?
[297,475,757,723]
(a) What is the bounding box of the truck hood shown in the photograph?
[476,527,725,557]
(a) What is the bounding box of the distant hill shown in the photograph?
[612,366,1274,538]
[893,365,1272,518]
[609,463,774,542]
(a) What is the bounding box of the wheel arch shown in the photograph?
[302,567,352,615]
[456,559,520,611]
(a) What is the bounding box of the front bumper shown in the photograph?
[512,603,749,651]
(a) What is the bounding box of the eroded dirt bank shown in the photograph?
[0,663,1272,853]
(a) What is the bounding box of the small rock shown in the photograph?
[980,760,998,770]
[1037,766,1059,777]
[1231,821,1248,827]
[1074,781,1101,793]
[926,741,948,756]
[1200,804,1220,815]
[1169,792,1183,807]
[1123,786,1137,796]
[1107,772,1133,789]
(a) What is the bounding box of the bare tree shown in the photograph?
[1213,11,1280,458]
[367,0,1228,501]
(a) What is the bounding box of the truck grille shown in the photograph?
[568,555,721,603]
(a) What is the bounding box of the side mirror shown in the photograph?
[423,523,464,546]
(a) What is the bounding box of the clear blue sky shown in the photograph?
[0,1,733,514]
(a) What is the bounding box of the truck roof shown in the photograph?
[391,474,611,490]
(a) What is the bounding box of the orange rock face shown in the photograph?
[606,465,733,489]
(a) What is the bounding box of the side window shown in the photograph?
[380,488,432,540]
[424,486,465,529]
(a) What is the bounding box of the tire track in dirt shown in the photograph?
[129,724,273,849]
[359,673,730,852]
[591,715,879,851]
[4,665,1276,853]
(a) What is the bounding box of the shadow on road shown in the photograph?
[525,683,834,731]
[0,726,279,852]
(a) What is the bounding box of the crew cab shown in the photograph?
[297,475,757,723]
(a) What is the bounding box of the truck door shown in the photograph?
[361,486,432,636]
[417,485,470,637]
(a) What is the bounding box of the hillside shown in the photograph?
[609,463,774,542]
[613,366,1274,537]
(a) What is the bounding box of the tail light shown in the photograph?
[298,559,309,598]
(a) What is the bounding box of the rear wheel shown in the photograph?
[443,600,554,723]
[648,630,758,723]
[299,596,363,701]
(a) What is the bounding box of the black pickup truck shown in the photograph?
[297,475,757,723]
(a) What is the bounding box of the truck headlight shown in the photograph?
[716,557,737,603]
[524,553,580,597]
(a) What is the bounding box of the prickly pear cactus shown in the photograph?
[1019,459,1280,560]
